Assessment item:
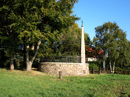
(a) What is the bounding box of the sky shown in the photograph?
[72,0,130,41]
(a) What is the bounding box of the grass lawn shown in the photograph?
[0,69,130,97]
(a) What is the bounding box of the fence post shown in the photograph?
[59,71,62,79]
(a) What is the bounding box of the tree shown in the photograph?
[107,33,118,73]
[0,0,21,70]
[85,45,103,58]
[38,23,91,58]
[94,22,121,70]
[58,23,90,56]
[94,22,110,70]
[116,33,130,69]
[106,28,128,73]
[59,23,86,56]
[0,0,79,71]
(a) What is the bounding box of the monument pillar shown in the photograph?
[81,23,85,70]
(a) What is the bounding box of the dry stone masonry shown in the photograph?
[38,62,89,76]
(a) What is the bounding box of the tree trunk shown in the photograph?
[26,61,32,72]
[103,54,105,72]
[10,54,14,70]
[23,43,26,69]
[109,61,112,73]
[26,40,41,72]
[113,62,115,73]
[26,44,31,71]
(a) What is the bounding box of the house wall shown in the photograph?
[38,62,89,76]
[86,57,97,62]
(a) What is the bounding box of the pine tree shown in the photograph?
[0,0,21,70]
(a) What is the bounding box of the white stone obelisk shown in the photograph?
[81,22,85,70]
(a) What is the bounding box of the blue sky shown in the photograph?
[72,0,130,41]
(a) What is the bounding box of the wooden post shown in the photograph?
[59,71,62,79]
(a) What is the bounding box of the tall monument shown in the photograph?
[81,21,85,70]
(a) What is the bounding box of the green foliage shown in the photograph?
[38,23,91,58]
[116,40,130,68]
[114,67,124,74]
[0,69,130,97]
[0,0,23,70]
[89,62,99,69]
[59,23,81,56]
[94,22,130,69]
[114,67,130,74]
[89,60,103,68]
[0,0,79,70]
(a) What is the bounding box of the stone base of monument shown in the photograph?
[38,62,89,76]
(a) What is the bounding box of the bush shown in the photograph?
[115,67,130,74]
[115,67,123,74]
[89,62,99,69]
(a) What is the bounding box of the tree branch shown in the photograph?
[31,40,41,62]
[26,44,29,62]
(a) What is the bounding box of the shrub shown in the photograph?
[115,67,130,74]
[89,62,98,69]
[115,67,123,74]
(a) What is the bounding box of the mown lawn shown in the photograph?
[0,69,130,97]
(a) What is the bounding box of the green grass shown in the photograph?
[0,69,130,97]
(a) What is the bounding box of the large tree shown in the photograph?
[94,22,127,71]
[0,0,79,71]
[0,0,21,70]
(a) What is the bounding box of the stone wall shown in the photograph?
[38,62,89,76]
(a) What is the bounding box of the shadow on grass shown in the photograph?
[120,92,130,97]
[3,65,38,71]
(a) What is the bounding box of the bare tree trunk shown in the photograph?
[113,62,115,73]
[26,40,41,72]
[109,61,112,73]
[26,47,30,71]
[103,54,105,72]
[10,54,14,70]
[23,40,26,69]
